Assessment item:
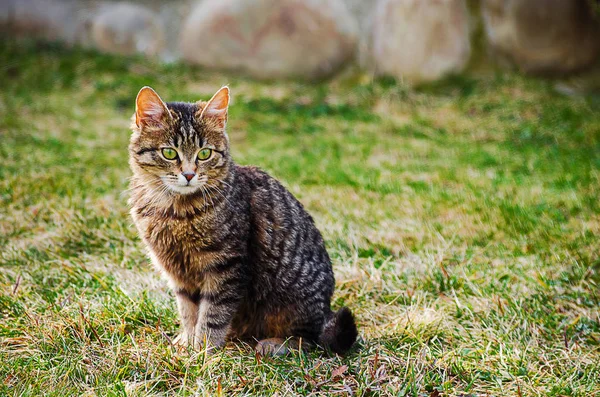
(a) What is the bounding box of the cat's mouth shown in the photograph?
[161,175,207,195]
[168,184,202,195]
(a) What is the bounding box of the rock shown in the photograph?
[91,2,166,57]
[154,1,195,62]
[482,0,600,74]
[0,0,78,43]
[180,0,357,80]
[370,0,471,84]
[340,0,378,67]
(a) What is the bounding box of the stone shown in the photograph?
[91,2,166,57]
[0,0,78,43]
[370,0,471,84]
[482,0,600,74]
[340,0,378,67]
[180,0,357,80]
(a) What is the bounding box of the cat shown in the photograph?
[128,85,357,355]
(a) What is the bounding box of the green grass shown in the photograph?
[1,39,599,396]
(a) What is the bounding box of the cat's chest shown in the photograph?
[145,215,209,247]
[136,212,226,280]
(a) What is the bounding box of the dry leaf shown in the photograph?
[331,365,348,380]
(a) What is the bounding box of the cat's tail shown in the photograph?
[319,307,358,354]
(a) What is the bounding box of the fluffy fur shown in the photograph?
[128,86,357,355]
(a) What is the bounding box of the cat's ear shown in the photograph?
[135,86,171,129]
[198,86,230,129]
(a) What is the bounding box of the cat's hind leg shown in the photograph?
[255,337,312,356]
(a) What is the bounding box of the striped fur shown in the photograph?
[128,86,357,354]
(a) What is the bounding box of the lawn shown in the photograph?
[0,39,599,396]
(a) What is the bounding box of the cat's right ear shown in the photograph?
[135,86,171,129]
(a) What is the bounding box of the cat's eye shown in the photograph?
[161,148,178,160]
[197,148,212,161]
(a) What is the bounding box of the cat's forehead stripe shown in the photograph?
[165,103,205,149]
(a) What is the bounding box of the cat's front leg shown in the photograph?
[173,288,200,347]
[194,258,245,351]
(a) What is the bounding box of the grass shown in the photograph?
[0,39,599,396]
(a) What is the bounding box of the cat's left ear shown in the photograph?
[198,86,230,129]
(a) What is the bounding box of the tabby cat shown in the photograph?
[128,86,357,355]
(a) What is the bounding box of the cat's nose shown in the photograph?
[182,172,195,182]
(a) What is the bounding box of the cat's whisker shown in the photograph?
[205,184,232,207]
[144,183,172,213]
[206,186,215,209]
[217,179,234,191]
[206,185,217,209]
[199,184,209,210]
[204,185,222,206]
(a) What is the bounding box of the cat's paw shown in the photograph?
[192,334,225,354]
[255,338,294,356]
[172,333,192,348]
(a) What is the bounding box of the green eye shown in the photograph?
[161,148,178,160]
[197,148,212,161]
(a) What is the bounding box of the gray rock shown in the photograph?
[180,0,358,80]
[370,0,471,84]
[91,2,166,57]
[0,0,79,43]
[482,0,600,74]
[340,0,378,67]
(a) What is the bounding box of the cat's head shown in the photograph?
[129,86,231,196]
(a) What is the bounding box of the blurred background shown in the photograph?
[1,0,600,87]
[1,1,600,395]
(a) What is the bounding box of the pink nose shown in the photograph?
[182,172,195,182]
